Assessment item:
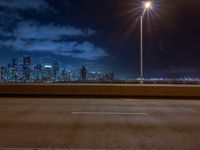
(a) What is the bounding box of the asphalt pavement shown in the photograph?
[0,98,199,150]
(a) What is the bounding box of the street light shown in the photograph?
[144,1,152,9]
[140,1,152,83]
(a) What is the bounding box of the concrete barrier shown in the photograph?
[0,83,200,98]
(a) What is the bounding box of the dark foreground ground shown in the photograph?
[0,98,199,150]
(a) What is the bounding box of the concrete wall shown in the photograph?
[0,83,200,98]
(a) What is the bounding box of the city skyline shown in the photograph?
[1,55,200,83]
[0,55,115,82]
[0,0,200,78]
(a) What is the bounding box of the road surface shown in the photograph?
[0,98,199,150]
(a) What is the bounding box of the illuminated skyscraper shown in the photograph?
[23,56,31,81]
[0,66,7,80]
[23,56,30,66]
[12,58,18,67]
[12,58,18,81]
[34,64,42,81]
[80,66,87,80]
[52,59,60,80]
[7,64,13,81]
[43,65,53,82]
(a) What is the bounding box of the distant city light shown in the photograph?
[0,56,115,83]
[44,65,52,68]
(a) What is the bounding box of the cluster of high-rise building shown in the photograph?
[0,56,115,83]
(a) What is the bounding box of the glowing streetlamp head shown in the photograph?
[144,1,152,9]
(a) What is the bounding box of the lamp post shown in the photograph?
[140,1,152,83]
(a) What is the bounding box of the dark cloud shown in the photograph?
[0,39,108,61]
[12,21,96,40]
[0,0,50,10]
[0,39,108,60]
[0,0,108,61]
[0,19,108,61]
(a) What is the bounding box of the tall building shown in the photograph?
[7,64,13,81]
[23,56,31,81]
[43,65,53,82]
[0,66,7,80]
[12,58,18,81]
[80,66,87,80]
[52,59,60,80]
[12,58,18,68]
[34,64,42,81]
[23,56,30,66]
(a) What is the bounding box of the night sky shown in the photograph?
[0,0,200,78]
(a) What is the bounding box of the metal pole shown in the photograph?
[140,16,143,84]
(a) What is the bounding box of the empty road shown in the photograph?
[0,98,199,150]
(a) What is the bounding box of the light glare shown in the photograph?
[144,1,152,9]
